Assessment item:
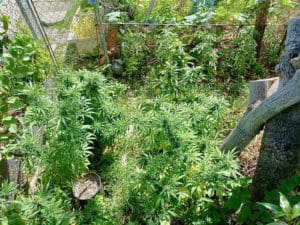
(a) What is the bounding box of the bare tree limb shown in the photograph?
[221,71,300,153]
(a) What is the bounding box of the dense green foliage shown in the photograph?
[0,27,50,143]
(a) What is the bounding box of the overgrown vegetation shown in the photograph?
[1,0,299,224]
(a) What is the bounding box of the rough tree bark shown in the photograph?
[0,159,21,200]
[221,16,300,200]
[220,72,300,153]
[251,17,300,201]
[253,0,271,60]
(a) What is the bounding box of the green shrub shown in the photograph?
[147,30,203,99]
[218,28,267,81]
[99,94,249,225]
[0,29,50,142]
[0,182,73,225]
[189,30,219,79]
[119,30,153,82]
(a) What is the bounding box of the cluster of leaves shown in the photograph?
[1,67,128,223]
[120,28,209,97]
[5,69,127,186]
[119,26,268,96]
[114,0,293,87]
[146,29,203,99]
[260,192,300,225]
[227,175,300,225]
[210,0,296,25]
[0,26,50,143]
[119,30,154,82]
[120,0,191,22]
[115,0,296,25]
[88,92,253,225]
[0,181,72,225]
[218,28,267,81]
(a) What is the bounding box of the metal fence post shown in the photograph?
[95,0,110,65]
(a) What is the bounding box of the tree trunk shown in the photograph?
[220,73,299,153]
[253,0,271,60]
[146,0,155,16]
[251,16,300,201]
[0,159,21,200]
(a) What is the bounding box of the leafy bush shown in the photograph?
[0,182,73,225]
[218,28,267,81]
[5,69,127,186]
[146,30,203,99]
[77,195,119,225]
[7,82,93,185]
[96,93,249,225]
[124,0,191,22]
[57,70,128,150]
[119,30,153,82]
[0,29,50,142]
[189,30,219,78]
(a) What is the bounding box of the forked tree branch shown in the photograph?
[221,70,300,153]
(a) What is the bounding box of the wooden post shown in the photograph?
[95,0,110,65]
[248,77,279,111]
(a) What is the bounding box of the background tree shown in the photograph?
[221,16,300,200]
[251,16,300,200]
[253,0,271,60]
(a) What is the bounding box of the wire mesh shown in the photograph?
[0,0,83,62]
[30,0,79,61]
[0,0,288,69]
[0,0,27,37]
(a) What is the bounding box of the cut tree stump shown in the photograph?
[248,77,279,111]
[220,72,300,153]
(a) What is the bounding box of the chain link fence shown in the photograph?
[0,0,289,70]
[0,0,82,63]
[0,0,27,36]
[32,0,79,62]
